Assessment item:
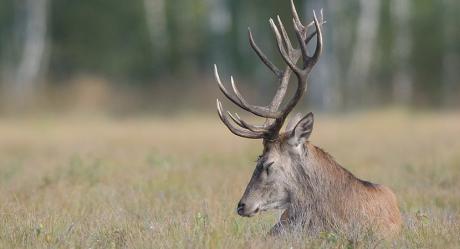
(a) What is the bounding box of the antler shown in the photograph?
[215,0,324,140]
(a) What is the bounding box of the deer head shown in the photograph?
[214,0,324,217]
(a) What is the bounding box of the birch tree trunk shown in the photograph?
[143,0,169,64]
[12,0,49,103]
[346,0,380,105]
[391,0,412,105]
[319,0,345,110]
[305,0,341,110]
[441,0,460,107]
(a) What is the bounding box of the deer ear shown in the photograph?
[285,112,303,133]
[288,112,314,146]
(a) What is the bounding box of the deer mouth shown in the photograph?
[238,201,288,217]
[237,206,260,217]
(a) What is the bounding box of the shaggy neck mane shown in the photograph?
[286,142,376,232]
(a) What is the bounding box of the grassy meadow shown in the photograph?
[0,110,459,248]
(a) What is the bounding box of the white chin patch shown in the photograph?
[262,201,287,211]
[292,143,304,155]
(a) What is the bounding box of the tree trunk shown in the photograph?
[441,0,460,107]
[312,0,343,111]
[12,0,49,103]
[346,0,381,106]
[391,0,412,105]
[143,0,169,67]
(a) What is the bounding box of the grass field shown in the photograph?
[0,110,459,248]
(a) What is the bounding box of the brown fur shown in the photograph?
[272,142,402,238]
[214,0,400,239]
[238,121,402,241]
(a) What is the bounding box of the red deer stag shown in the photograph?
[214,0,401,239]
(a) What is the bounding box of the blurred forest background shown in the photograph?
[0,0,459,115]
[2,2,460,248]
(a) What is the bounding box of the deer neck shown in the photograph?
[286,142,346,225]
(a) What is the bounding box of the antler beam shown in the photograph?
[215,0,324,140]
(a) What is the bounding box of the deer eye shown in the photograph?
[264,162,274,175]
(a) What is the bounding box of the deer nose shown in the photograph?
[237,201,245,215]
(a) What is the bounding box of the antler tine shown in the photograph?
[291,0,302,30]
[291,0,311,42]
[249,16,301,129]
[249,19,299,113]
[216,99,264,139]
[230,76,253,110]
[226,112,251,131]
[214,1,324,140]
[267,66,296,112]
[214,65,241,105]
[229,112,267,133]
[248,28,283,79]
[269,18,301,75]
[276,15,294,53]
[303,11,326,54]
[310,10,323,65]
[305,28,317,45]
[320,8,324,24]
[229,75,285,118]
[293,18,309,68]
[276,6,324,120]
[226,111,245,127]
[214,65,282,119]
[291,0,325,45]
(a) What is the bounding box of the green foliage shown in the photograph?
[1,0,460,108]
[49,0,154,82]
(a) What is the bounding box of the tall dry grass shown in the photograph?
[0,110,459,248]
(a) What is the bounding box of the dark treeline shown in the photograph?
[0,0,459,110]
